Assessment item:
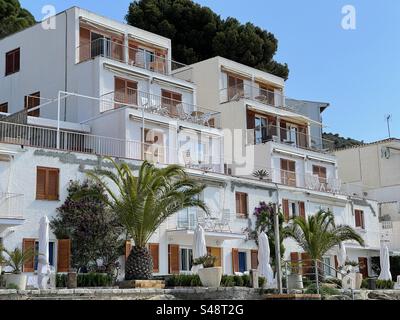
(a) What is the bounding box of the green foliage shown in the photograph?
[126,0,289,79]
[3,247,34,274]
[305,283,340,297]
[51,180,124,274]
[86,159,207,249]
[0,244,6,266]
[361,278,369,289]
[252,169,269,180]
[165,274,257,287]
[249,202,287,265]
[285,210,364,260]
[233,275,244,287]
[6,283,19,290]
[192,255,216,268]
[56,273,114,288]
[0,0,36,39]
[220,275,235,287]
[375,279,394,289]
[322,132,363,150]
[371,255,400,281]
[258,276,266,288]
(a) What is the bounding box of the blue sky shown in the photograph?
[20,0,400,142]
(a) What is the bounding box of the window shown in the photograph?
[235,192,248,218]
[5,48,20,76]
[180,248,193,272]
[114,77,137,107]
[36,167,60,200]
[25,92,40,117]
[91,32,111,58]
[227,74,244,101]
[34,241,55,270]
[355,209,365,229]
[0,102,8,113]
[280,158,296,186]
[161,89,182,116]
[254,116,268,144]
[313,165,327,185]
[258,83,275,106]
[323,257,332,277]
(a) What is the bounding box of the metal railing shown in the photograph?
[77,38,186,75]
[283,258,346,295]
[100,89,221,128]
[0,121,223,173]
[246,124,335,152]
[220,83,284,109]
[0,192,24,219]
[236,165,342,194]
[168,208,233,233]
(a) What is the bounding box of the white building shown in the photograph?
[335,138,400,252]
[0,7,380,279]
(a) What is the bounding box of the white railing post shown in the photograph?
[56,91,61,149]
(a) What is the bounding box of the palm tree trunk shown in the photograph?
[125,246,153,280]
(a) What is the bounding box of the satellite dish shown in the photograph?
[381,147,391,159]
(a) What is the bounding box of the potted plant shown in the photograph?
[0,244,6,275]
[194,255,222,287]
[252,169,270,181]
[287,261,304,290]
[3,247,34,290]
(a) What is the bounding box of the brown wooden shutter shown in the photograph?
[211,247,222,267]
[299,201,306,219]
[57,239,71,272]
[358,257,368,279]
[246,110,255,130]
[290,252,300,274]
[125,240,132,260]
[206,247,211,255]
[79,27,91,61]
[301,252,311,275]
[22,238,35,272]
[36,168,47,200]
[334,255,339,270]
[47,168,59,200]
[283,199,290,222]
[232,248,239,273]
[355,210,361,227]
[168,244,179,274]
[251,250,258,269]
[149,243,159,273]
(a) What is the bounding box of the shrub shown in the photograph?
[361,278,369,289]
[6,283,19,290]
[305,283,340,297]
[192,255,216,268]
[221,275,235,287]
[233,275,244,287]
[375,279,394,289]
[56,273,114,288]
[258,277,266,288]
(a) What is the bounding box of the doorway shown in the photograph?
[238,252,247,273]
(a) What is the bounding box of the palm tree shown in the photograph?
[286,210,364,261]
[86,158,208,280]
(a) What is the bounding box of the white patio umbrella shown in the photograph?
[337,242,347,268]
[37,216,51,289]
[191,224,207,273]
[257,231,274,286]
[378,243,392,281]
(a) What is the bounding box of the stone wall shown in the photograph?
[0,287,265,300]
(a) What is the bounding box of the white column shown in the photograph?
[276,116,281,141]
[307,124,312,148]
[124,33,129,64]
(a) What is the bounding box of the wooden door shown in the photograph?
[358,257,368,279]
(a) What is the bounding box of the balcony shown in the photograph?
[245,167,342,194]
[100,89,221,128]
[0,121,223,173]
[0,192,24,231]
[246,124,334,152]
[77,38,186,76]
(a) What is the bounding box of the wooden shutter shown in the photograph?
[36,167,47,200]
[235,192,248,217]
[251,250,258,269]
[355,210,364,228]
[168,244,179,274]
[290,252,300,274]
[232,248,239,273]
[47,168,59,200]
[360,211,365,229]
[149,243,159,273]
[57,239,71,272]
[299,201,306,219]
[125,240,132,260]
[22,238,35,272]
[282,199,290,222]
[358,257,368,279]
[246,110,255,130]
[211,247,222,267]
[301,252,311,275]
[79,27,91,61]
[334,255,339,270]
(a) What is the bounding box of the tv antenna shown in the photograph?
[385,114,392,138]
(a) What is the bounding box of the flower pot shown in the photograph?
[4,273,27,290]
[287,274,304,290]
[355,273,363,289]
[198,267,222,287]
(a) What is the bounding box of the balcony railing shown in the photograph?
[100,89,221,128]
[246,124,335,152]
[168,208,233,233]
[0,192,24,219]
[77,38,186,75]
[0,121,223,173]
[241,166,342,194]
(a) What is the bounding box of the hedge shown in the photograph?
[56,273,114,288]
[165,274,266,288]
